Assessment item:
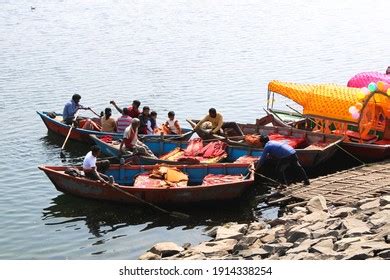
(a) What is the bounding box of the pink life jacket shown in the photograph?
[184,138,204,156]
[200,141,227,158]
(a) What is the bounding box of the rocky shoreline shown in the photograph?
[139,195,390,260]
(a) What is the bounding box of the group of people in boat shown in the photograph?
[63,94,183,136]
[64,94,310,186]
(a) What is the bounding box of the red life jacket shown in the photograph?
[200,141,227,158]
[184,138,204,156]
[123,128,137,148]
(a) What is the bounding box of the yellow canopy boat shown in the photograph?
[266,80,390,161]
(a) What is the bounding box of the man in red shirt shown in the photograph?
[110,100,141,118]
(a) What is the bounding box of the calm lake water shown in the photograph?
[1,0,389,259]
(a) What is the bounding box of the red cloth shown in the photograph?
[373,139,390,145]
[332,130,377,141]
[100,135,113,143]
[200,141,227,158]
[184,138,204,156]
[268,133,306,149]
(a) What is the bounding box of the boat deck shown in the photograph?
[278,160,390,206]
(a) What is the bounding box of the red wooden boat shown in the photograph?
[37,111,193,143]
[39,164,254,205]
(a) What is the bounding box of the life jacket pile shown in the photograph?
[134,165,188,188]
[184,139,227,158]
[159,138,228,164]
[244,133,306,149]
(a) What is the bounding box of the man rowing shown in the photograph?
[63,94,90,125]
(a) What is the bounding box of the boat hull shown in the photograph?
[340,141,390,161]
[37,111,192,143]
[265,111,390,161]
[39,165,253,205]
[91,125,342,168]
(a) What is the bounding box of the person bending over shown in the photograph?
[119,118,157,158]
[255,135,310,186]
[194,108,224,135]
[164,111,182,135]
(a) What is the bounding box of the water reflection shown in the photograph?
[40,131,92,164]
[41,187,272,240]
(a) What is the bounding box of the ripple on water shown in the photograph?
[1,0,390,259]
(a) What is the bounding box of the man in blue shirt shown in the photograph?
[63,94,88,125]
[255,135,310,185]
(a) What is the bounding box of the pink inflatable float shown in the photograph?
[347,72,390,88]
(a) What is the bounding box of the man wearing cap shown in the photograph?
[255,135,310,185]
[386,66,390,75]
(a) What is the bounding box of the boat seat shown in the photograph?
[332,130,378,143]
[64,167,83,177]
[374,139,390,145]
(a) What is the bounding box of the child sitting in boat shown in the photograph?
[163,111,182,135]
[146,111,158,135]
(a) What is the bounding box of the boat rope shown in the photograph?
[335,143,365,166]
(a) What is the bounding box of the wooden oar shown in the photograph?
[60,110,80,158]
[167,129,195,141]
[105,181,190,219]
[88,108,101,118]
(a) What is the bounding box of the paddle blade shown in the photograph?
[60,150,66,158]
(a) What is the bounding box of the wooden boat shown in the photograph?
[266,80,390,161]
[37,111,193,144]
[38,164,254,205]
[90,126,343,168]
[187,115,308,141]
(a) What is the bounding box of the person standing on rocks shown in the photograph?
[255,135,310,185]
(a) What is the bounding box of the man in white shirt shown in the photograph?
[83,146,112,183]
